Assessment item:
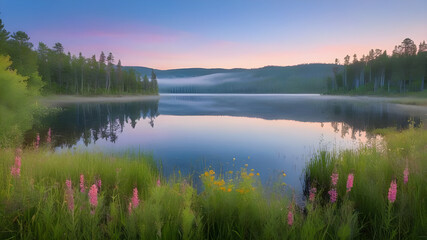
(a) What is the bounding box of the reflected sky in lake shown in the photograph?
[29,94,426,198]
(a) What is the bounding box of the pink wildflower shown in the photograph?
[97,179,102,190]
[388,180,397,203]
[89,184,98,207]
[331,172,339,186]
[131,188,140,208]
[328,188,338,203]
[80,174,85,193]
[346,173,354,192]
[47,128,52,143]
[287,210,293,226]
[14,156,21,168]
[65,180,74,211]
[66,179,72,190]
[157,178,161,187]
[11,155,22,177]
[403,168,409,184]
[309,187,317,202]
[11,166,20,177]
[128,202,132,215]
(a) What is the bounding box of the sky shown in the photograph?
[1,0,426,69]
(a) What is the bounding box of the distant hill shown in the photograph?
[124,64,338,93]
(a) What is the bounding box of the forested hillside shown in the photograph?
[128,64,336,93]
[0,19,158,95]
[329,38,427,94]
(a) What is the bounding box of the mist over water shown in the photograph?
[27,94,426,199]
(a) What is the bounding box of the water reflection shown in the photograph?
[27,94,424,148]
[26,100,159,147]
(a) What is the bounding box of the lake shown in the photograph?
[30,94,426,199]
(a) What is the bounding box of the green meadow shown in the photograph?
[0,127,425,239]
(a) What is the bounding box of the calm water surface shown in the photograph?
[30,94,426,198]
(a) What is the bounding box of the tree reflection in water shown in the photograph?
[25,100,159,148]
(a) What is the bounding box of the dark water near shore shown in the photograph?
[28,94,426,198]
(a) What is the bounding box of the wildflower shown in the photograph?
[283,173,286,177]
[157,178,161,187]
[14,156,21,168]
[89,184,98,207]
[228,171,233,174]
[132,188,140,208]
[256,173,260,176]
[65,180,74,211]
[11,155,22,177]
[11,166,20,177]
[403,167,409,184]
[97,179,102,190]
[346,173,354,192]
[250,169,254,171]
[287,210,294,226]
[220,187,226,191]
[328,188,338,203]
[233,157,235,161]
[80,174,85,193]
[209,170,215,175]
[388,180,397,203]
[227,188,232,192]
[309,187,317,202]
[66,179,72,189]
[204,171,209,177]
[249,173,254,177]
[244,164,248,167]
[331,172,339,186]
[47,128,52,143]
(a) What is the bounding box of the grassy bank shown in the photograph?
[325,89,427,106]
[0,128,425,239]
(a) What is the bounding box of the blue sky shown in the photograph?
[1,0,426,69]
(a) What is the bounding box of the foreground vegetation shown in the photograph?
[0,127,425,239]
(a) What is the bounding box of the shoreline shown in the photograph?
[39,94,160,106]
[39,93,427,108]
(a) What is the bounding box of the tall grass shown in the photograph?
[0,127,425,239]
[304,127,426,239]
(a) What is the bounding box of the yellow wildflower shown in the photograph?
[229,170,233,174]
[249,173,254,177]
[244,164,248,167]
[220,187,226,191]
[209,170,215,175]
[250,169,254,171]
[256,173,260,176]
[233,157,236,161]
[204,172,209,177]
[283,173,287,177]
[227,188,232,192]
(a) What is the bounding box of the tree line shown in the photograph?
[329,38,427,93]
[0,18,158,95]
